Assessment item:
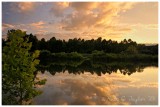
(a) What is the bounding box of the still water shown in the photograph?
[33,62,158,105]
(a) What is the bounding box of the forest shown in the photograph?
[2,30,158,55]
[2,29,158,63]
[3,30,158,55]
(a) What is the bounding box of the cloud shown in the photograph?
[2,21,132,42]
[2,23,14,28]
[119,2,158,25]
[3,2,157,43]
[131,24,158,30]
[2,23,15,35]
[105,25,132,33]
[10,2,36,13]
[78,24,132,40]
[35,32,80,40]
[36,30,48,34]
[61,11,96,30]
[49,2,136,30]
[2,21,48,35]
[33,24,132,41]
[56,2,136,31]
[30,21,46,29]
[145,24,158,30]
[50,2,69,17]
[50,3,133,41]
[69,2,98,11]
[127,82,158,88]
[48,2,139,41]
[2,23,14,31]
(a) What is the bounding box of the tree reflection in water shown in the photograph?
[37,60,157,76]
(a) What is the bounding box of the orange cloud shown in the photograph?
[36,30,48,34]
[119,2,158,25]
[145,24,158,30]
[30,21,46,29]
[70,2,98,10]
[105,25,132,32]
[11,2,36,13]
[127,82,158,88]
[50,2,69,17]
[2,23,14,31]
[58,2,136,31]
[2,21,48,36]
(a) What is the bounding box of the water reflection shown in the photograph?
[33,72,129,105]
[37,60,157,76]
[33,61,158,105]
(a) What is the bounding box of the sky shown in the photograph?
[2,2,158,43]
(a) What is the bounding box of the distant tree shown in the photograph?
[37,38,47,50]
[122,39,128,44]
[47,37,57,52]
[27,34,39,52]
[125,45,138,54]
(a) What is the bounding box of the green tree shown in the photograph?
[125,45,138,54]
[2,30,41,105]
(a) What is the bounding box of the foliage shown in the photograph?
[2,30,40,105]
[124,45,138,54]
[91,53,157,62]
[35,79,47,85]
[38,49,157,63]
[39,51,84,63]
[92,50,105,55]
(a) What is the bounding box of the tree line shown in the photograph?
[2,29,158,55]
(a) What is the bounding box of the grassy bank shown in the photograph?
[91,51,158,62]
[39,50,158,63]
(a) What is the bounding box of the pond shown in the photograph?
[33,61,158,105]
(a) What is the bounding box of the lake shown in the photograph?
[33,61,158,105]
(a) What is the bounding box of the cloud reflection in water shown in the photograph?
[33,67,158,105]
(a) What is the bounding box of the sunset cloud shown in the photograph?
[2,23,14,31]
[57,2,136,31]
[70,2,98,10]
[36,30,48,34]
[30,21,46,29]
[50,2,69,17]
[2,21,48,35]
[119,2,158,24]
[2,23,14,29]
[10,2,36,13]
[145,24,158,30]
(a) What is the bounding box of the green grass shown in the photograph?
[39,50,158,62]
[91,52,157,62]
